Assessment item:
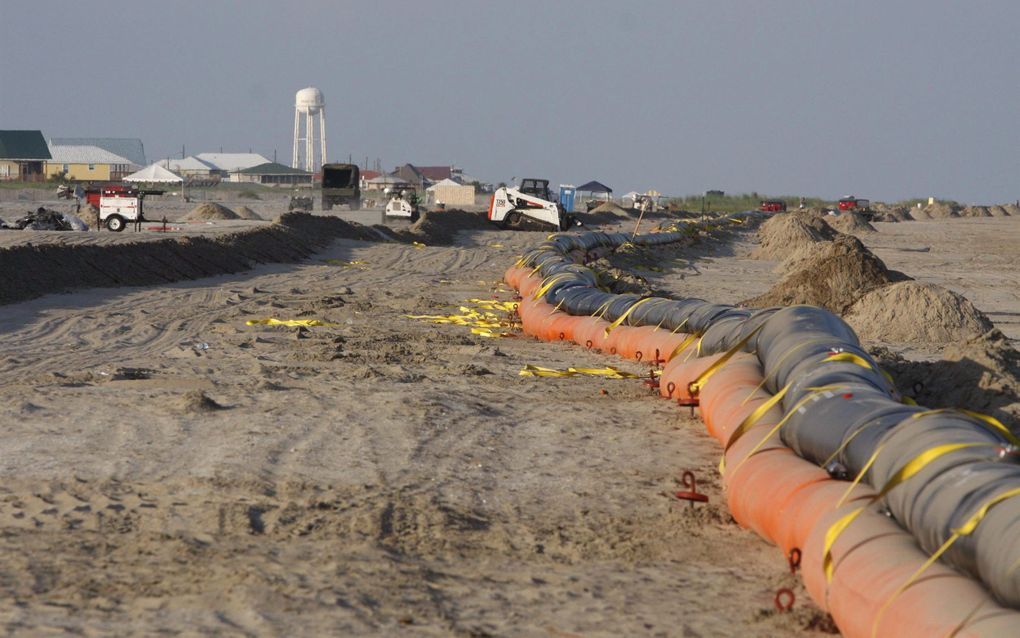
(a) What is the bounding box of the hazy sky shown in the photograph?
[3,1,1019,203]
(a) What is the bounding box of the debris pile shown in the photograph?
[1,207,87,231]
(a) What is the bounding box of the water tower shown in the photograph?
[292,87,327,172]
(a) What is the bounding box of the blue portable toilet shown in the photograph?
[559,184,576,212]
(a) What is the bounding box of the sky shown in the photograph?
[2,0,1019,203]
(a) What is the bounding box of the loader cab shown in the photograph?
[519,178,552,201]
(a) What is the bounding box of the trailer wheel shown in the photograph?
[106,215,126,232]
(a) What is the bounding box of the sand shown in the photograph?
[871,328,1020,428]
[844,281,993,345]
[185,202,240,220]
[753,212,838,260]
[233,205,263,220]
[3,197,1020,635]
[743,234,898,314]
[0,219,833,637]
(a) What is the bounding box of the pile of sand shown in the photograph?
[185,202,239,221]
[400,209,493,245]
[988,205,1009,216]
[845,281,993,345]
[78,204,100,229]
[870,204,914,223]
[753,212,838,260]
[916,202,960,220]
[743,235,899,314]
[1001,203,1020,216]
[961,206,992,217]
[233,206,263,220]
[871,329,1020,428]
[589,201,633,217]
[826,211,876,234]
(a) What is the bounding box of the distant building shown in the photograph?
[49,137,146,167]
[195,152,270,177]
[391,164,463,190]
[359,170,381,190]
[0,130,51,181]
[234,161,312,185]
[46,142,138,181]
[162,156,216,178]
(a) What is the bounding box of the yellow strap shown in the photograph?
[724,384,789,452]
[826,442,999,583]
[592,300,613,319]
[823,506,866,581]
[822,351,873,369]
[603,298,653,337]
[738,337,826,406]
[518,365,640,379]
[532,273,573,300]
[245,318,336,327]
[668,333,699,362]
[957,408,1020,446]
[688,326,763,396]
[870,486,1020,638]
[725,385,846,477]
[835,442,887,508]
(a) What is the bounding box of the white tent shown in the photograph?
[425,178,461,190]
[123,163,183,183]
[426,178,475,206]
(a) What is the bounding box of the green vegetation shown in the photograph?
[666,192,831,213]
[892,197,960,208]
[236,190,261,200]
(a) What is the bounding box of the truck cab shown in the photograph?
[759,199,787,213]
[321,163,361,211]
[838,196,870,211]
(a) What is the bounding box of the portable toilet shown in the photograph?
[559,184,576,212]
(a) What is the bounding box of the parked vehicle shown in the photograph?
[759,199,787,213]
[321,163,361,210]
[838,196,870,211]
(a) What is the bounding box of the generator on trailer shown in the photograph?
[84,185,163,232]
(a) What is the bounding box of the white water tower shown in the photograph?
[292,87,327,172]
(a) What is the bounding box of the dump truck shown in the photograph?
[321,163,361,210]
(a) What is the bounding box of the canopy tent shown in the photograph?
[123,163,183,183]
[425,178,461,190]
[367,174,409,185]
[576,180,612,194]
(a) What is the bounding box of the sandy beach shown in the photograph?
[0,200,1018,636]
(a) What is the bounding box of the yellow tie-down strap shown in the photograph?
[823,441,1004,583]
[687,325,763,397]
[246,318,336,327]
[518,365,642,379]
[870,485,1020,638]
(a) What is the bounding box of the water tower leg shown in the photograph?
[319,110,327,168]
[306,111,314,172]
[292,108,301,169]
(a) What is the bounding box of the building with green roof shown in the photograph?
[0,130,51,181]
